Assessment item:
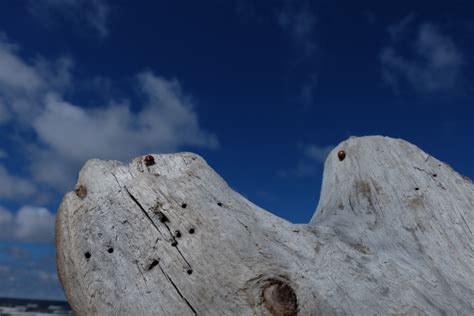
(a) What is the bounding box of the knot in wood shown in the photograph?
[144,155,155,166]
[262,280,298,316]
[337,150,346,161]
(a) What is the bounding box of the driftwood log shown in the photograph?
[56,136,474,315]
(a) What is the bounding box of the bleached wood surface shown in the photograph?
[56,136,474,315]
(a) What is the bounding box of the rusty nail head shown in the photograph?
[338,150,346,161]
[144,155,155,166]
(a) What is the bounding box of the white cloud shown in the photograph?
[277,7,317,56]
[0,38,44,94]
[300,74,318,108]
[137,72,219,150]
[276,5,318,108]
[34,56,74,91]
[14,206,55,242]
[0,36,218,192]
[387,13,415,40]
[0,99,10,123]
[0,37,73,125]
[0,207,13,235]
[0,244,64,299]
[28,72,217,190]
[380,19,465,94]
[28,0,110,38]
[277,161,317,178]
[303,144,334,164]
[0,166,36,199]
[278,143,334,178]
[0,206,54,243]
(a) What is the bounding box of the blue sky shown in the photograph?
[0,0,472,300]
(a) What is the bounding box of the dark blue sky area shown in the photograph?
[0,0,472,299]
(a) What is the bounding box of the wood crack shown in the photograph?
[460,214,472,235]
[125,187,191,270]
[158,262,197,315]
[162,221,192,269]
[125,186,164,238]
[348,197,357,215]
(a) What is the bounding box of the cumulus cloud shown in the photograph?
[380,18,465,94]
[0,38,44,94]
[278,143,334,178]
[0,166,36,199]
[0,35,217,192]
[0,206,54,243]
[29,75,218,190]
[28,0,110,38]
[0,36,73,125]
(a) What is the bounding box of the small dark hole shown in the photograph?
[108,247,114,254]
[148,259,159,271]
[432,173,437,177]
[85,252,91,259]
[187,269,193,275]
[171,241,178,247]
[175,230,182,238]
[188,228,195,234]
[181,203,187,209]
[217,202,223,207]
[157,211,169,223]
[415,187,419,191]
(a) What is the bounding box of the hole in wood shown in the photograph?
[175,230,182,238]
[107,247,114,254]
[148,259,159,271]
[187,269,193,275]
[217,202,223,207]
[156,211,169,223]
[188,228,195,234]
[415,187,419,191]
[171,241,178,247]
[84,252,91,259]
[262,279,298,316]
[181,203,187,209]
[432,173,437,177]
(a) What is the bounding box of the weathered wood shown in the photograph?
[55,136,474,315]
